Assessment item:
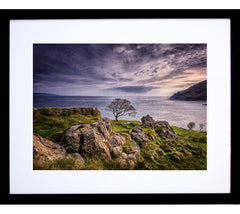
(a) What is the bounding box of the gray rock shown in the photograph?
[53,117,143,167]
[81,124,112,159]
[130,140,140,161]
[112,147,123,157]
[71,152,84,163]
[132,125,143,133]
[141,115,155,128]
[154,121,177,139]
[141,115,177,139]
[110,134,126,147]
[110,134,126,157]
[59,124,90,153]
[33,134,67,166]
[131,125,149,147]
[102,117,113,134]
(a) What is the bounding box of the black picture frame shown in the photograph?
[1,9,240,204]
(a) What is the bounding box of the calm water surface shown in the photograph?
[34,96,207,131]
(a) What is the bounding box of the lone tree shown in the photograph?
[106,98,137,121]
[187,122,196,130]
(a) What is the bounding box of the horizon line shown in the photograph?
[33,93,170,97]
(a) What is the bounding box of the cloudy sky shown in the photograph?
[33,44,207,96]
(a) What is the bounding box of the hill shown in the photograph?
[170,80,207,101]
[33,108,207,170]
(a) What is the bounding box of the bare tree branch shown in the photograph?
[106,98,137,121]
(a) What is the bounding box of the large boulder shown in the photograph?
[33,134,85,166]
[81,120,112,159]
[80,119,141,164]
[141,115,177,139]
[91,120,110,139]
[110,134,126,157]
[141,115,155,128]
[33,134,67,165]
[58,124,91,153]
[128,140,141,162]
[101,117,113,134]
[34,122,142,169]
[131,125,149,147]
[154,121,177,139]
[41,117,143,168]
[56,118,113,159]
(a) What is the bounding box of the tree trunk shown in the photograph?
[115,116,118,122]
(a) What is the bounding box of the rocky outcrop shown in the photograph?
[57,124,90,153]
[33,107,101,118]
[33,134,84,166]
[110,134,126,157]
[101,117,113,134]
[131,125,149,147]
[33,134,67,164]
[34,114,178,169]
[141,115,155,128]
[170,80,207,101]
[54,117,140,168]
[81,120,112,159]
[154,121,177,139]
[128,140,140,162]
[141,115,177,139]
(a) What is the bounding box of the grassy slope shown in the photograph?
[33,108,99,141]
[112,121,207,170]
[33,111,207,170]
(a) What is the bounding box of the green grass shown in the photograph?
[33,157,84,170]
[172,126,207,149]
[111,120,207,170]
[111,120,141,134]
[122,141,135,154]
[33,155,131,170]
[152,127,207,170]
[33,110,98,140]
[34,110,207,170]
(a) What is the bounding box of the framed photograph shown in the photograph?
[2,10,240,204]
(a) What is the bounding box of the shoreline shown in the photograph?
[33,106,207,132]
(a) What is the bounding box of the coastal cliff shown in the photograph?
[170,80,207,101]
[33,107,101,118]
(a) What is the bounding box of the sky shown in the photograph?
[33,44,207,96]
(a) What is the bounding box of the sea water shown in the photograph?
[33,96,207,131]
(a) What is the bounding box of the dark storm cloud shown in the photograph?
[107,86,158,93]
[34,44,115,82]
[34,44,206,95]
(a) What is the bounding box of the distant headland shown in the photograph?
[34,93,60,96]
[170,80,207,101]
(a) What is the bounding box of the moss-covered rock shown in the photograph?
[154,121,177,139]
[33,109,207,170]
[131,125,149,147]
